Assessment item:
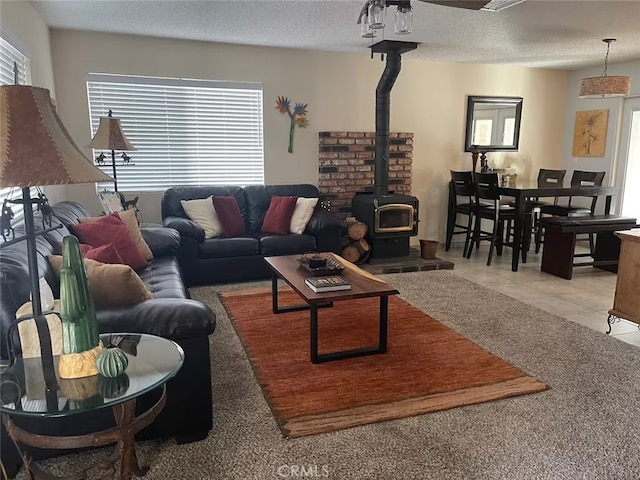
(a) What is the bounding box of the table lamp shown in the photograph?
[87,109,136,193]
[0,85,112,400]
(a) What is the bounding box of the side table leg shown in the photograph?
[2,414,35,480]
[113,400,149,480]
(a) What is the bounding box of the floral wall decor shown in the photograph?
[572,109,609,157]
[276,96,309,153]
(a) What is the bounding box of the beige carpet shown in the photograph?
[22,271,640,480]
[220,289,547,438]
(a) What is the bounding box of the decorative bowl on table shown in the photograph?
[297,253,345,276]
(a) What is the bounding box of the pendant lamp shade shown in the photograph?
[0,85,113,188]
[578,38,631,99]
[87,115,137,151]
[579,76,631,99]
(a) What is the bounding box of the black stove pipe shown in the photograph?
[374,51,401,195]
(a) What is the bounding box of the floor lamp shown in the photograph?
[88,109,136,193]
[0,85,112,400]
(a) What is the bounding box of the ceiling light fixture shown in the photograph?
[579,38,631,99]
[358,1,413,38]
[480,0,525,12]
[358,0,525,39]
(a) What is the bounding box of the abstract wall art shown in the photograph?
[276,96,309,153]
[572,109,609,157]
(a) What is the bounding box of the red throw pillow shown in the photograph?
[261,196,298,235]
[79,243,124,264]
[71,213,148,270]
[213,196,245,238]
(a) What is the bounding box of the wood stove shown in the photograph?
[351,40,420,259]
[352,192,419,258]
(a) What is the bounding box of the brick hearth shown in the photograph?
[358,247,454,275]
[318,131,413,219]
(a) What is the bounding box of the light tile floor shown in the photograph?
[438,242,640,346]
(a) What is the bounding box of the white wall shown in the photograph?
[0,0,72,204]
[0,1,55,93]
[0,1,66,203]
[46,29,569,243]
[563,58,640,206]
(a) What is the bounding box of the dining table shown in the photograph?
[497,179,618,271]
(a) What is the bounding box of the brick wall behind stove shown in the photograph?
[318,132,413,218]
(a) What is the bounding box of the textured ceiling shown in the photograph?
[29,0,640,70]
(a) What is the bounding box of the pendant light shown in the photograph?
[360,12,377,38]
[368,0,386,29]
[394,3,413,35]
[579,39,631,99]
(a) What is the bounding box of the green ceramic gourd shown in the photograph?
[96,347,129,378]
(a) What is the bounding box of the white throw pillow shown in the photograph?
[17,299,62,359]
[180,196,223,239]
[289,197,319,234]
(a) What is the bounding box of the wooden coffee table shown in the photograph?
[264,254,399,364]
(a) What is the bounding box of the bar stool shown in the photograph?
[446,170,483,256]
[467,172,516,266]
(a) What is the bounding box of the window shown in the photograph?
[86,74,264,192]
[1,36,32,221]
[0,36,30,86]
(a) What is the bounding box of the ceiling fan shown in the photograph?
[358,0,524,37]
[417,1,495,10]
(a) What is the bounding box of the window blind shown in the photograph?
[86,74,264,192]
[0,36,30,86]
[0,36,32,221]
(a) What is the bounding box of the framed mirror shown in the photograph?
[464,96,523,152]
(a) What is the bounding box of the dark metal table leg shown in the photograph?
[272,273,332,314]
[310,304,319,363]
[379,295,388,354]
[272,274,279,314]
[311,295,389,364]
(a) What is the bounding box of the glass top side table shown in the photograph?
[0,333,184,479]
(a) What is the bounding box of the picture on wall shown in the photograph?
[276,96,309,154]
[572,109,609,157]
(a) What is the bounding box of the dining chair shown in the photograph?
[535,169,606,253]
[467,172,516,266]
[446,170,482,256]
[506,168,566,248]
[533,168,567,204]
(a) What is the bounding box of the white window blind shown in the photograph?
[86,74,264,192]
[0,36,30,86]
[1,36,32,222]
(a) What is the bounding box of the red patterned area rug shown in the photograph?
[220,289,547,438]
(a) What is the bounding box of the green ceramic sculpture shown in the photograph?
[96,347,129,378]
[59,235,102,378]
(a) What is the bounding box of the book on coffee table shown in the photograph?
[305,276,351,293]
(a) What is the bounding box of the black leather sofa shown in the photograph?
[162,184,346,285]
[0,201,216,478]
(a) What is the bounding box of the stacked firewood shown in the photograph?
[341,221,370,264]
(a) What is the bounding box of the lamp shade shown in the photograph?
[578,76,631,98]
[88,116,137,151]
[0,85,113,188]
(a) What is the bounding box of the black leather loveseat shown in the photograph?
[0,201,216,478]
[162,184,346,285]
